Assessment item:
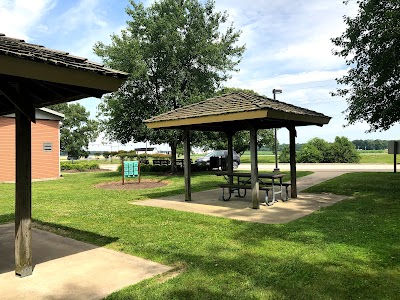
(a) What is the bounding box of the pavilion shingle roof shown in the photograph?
[0,33,128,79]
[145,92,330,123]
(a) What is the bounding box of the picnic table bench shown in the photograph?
[216,172,290,205]
[152,159,170,166]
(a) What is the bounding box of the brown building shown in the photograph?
[0,108,63,182]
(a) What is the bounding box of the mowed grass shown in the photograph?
[359,152,394,164]
[1,171,399,299]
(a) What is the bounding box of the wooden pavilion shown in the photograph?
[145,92,331,208]
[0,34,128,277]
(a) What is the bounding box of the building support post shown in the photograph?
[226,131,234,185]
[250,126,259,209]
[15,109,33,277]
[183,127,191,201]
[289,126,297,198]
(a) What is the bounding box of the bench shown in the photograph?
[219,184,274,205]
[237,180,291,201]
[153,159,170,166]
[260,182,291,201]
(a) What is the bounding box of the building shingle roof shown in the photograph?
[145,92,330,123]
[0,33,127,79]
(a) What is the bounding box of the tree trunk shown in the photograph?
[170,141,177,173]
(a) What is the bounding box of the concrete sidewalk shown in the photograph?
[238,163,394,172]
[133,171,349,224]
[0,224,172,300]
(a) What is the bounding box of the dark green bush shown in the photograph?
[116,163,207,173]
[117,164,171,173]
[279,145,290,163]
[61,161,100,171]
[330,136,361,163]
[298,144,323,163]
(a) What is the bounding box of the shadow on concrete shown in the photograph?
[0,222,118,274]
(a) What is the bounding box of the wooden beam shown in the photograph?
[0,82,36,123]
[15,109,33,277]
[226,131,234,185]
[250,126,260,209]
[289,126,297,198]
[183,128,191,201]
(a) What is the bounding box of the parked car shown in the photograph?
[195,150,241,169]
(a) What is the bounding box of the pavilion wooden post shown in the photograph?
[250,126,260,209]
[226,131,234,185]
[15,109,33,277]
[183,127,191,201]
[289,126,297,198]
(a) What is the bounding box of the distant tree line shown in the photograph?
[280,139,390,152]
[351,139,388,150]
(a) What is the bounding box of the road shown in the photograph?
[238,163,396,172]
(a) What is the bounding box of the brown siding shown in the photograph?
[0,117,60,182]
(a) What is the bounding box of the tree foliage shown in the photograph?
[93,0,245,157]
[332,0,400,131]
[298,144,323,163]
[297,136,360,163]
[330,136,361,163]
[49,103,99,159]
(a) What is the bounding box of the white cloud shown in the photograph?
[0,0,55,40]
[57,0,107,33]
[227,69,347,94]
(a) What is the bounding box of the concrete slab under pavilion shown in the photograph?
[132,190,348,224]
[132,171,348,224]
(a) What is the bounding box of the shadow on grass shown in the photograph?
[108,247,400,300]
[33,220,119,247]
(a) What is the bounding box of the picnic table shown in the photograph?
[152,159,170,166]
[215,171,289,205]
[176,159,192,168]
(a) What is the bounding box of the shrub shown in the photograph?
[298,144,323,163]
[279,145,290,163]
[330,136,361,163]
[61,161,100,171]
[307,138,332,163]
[117,164,170,173]
[116,163,207,173]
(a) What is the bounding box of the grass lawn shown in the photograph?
[359,153,394,164]
[1,171,399,299]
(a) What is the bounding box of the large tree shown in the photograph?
[94,0,244,170]
[332,0,400,131]
[49,103,99,160]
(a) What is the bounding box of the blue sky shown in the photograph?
[1,0,398,150]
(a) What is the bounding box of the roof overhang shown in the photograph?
[0,54,125,92]
[144,92,331,132]
[146,109,330,131]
